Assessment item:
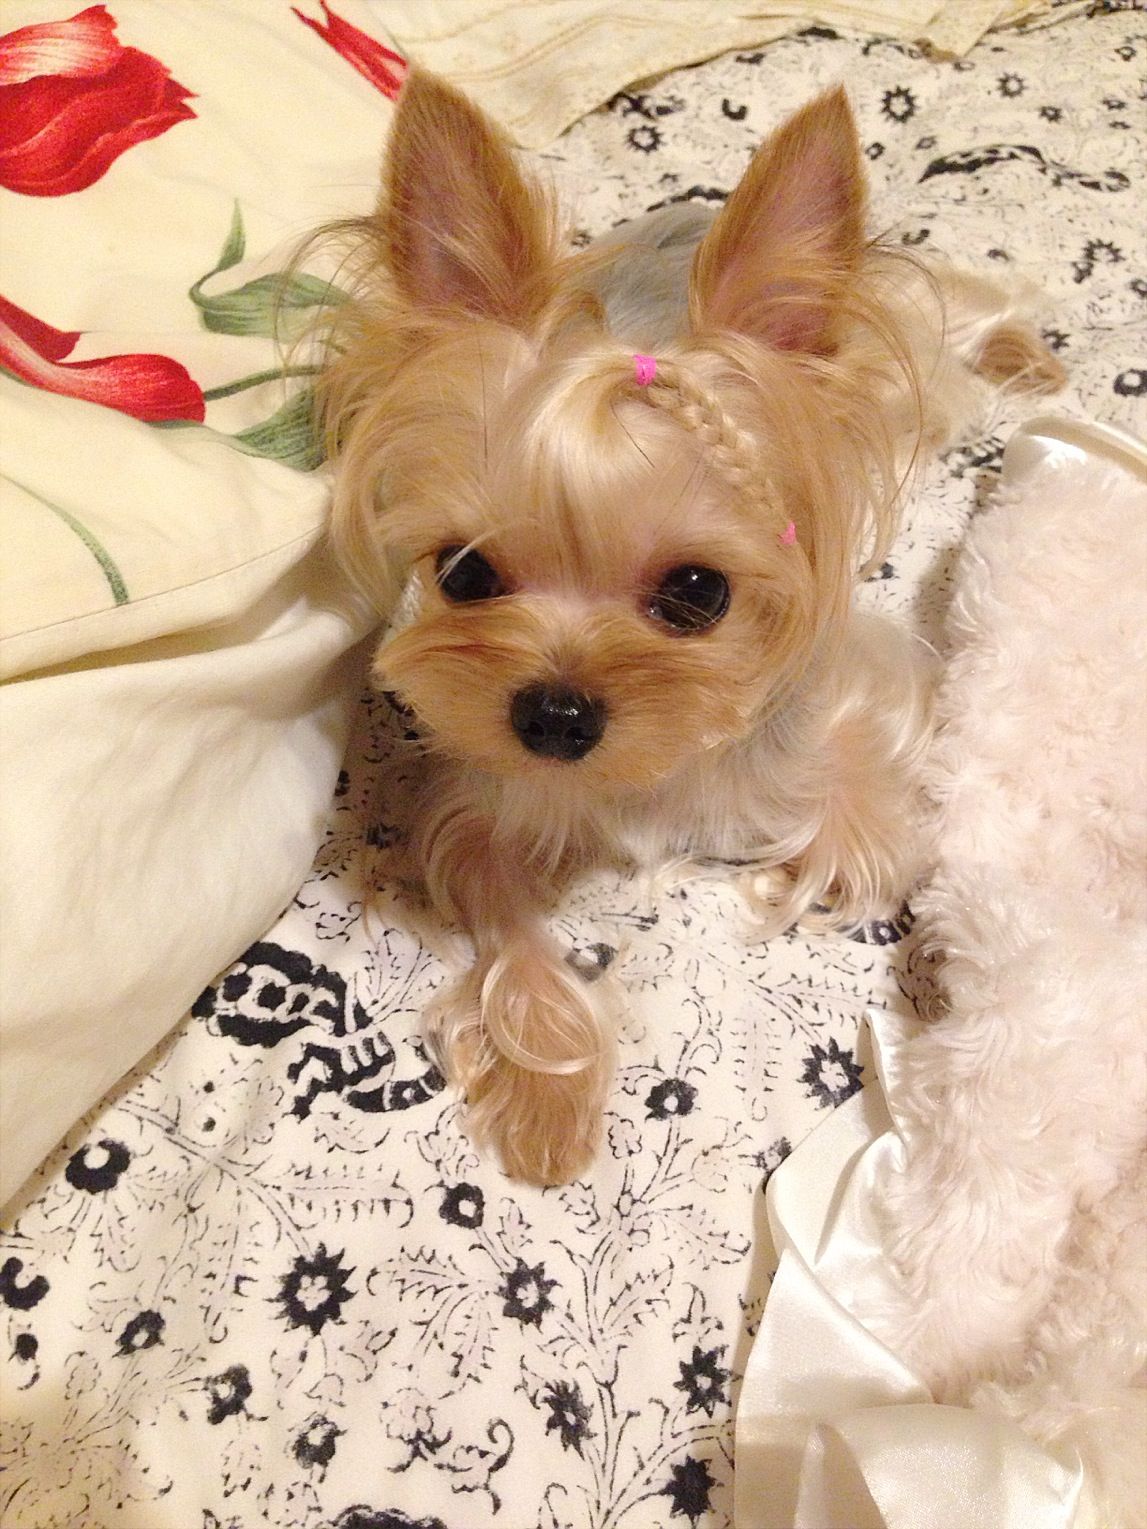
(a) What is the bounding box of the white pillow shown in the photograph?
[0,388,375,1206]
[0,0,397,1206]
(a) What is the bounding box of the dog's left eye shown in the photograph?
[435,546,505,603]
[648,565,730,632]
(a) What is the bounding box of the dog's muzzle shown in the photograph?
[510,684,606,762]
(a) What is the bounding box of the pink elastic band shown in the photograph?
[633,354,657,386]
[779,520,797,547]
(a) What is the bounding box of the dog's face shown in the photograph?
[372,347,809,790]
[323,72,892,798]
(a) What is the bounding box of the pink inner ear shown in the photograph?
[419,238,470,313]
[742,281,836,354]
[385,71,555,326]
[691,88,865,355]
[401,172,494,315]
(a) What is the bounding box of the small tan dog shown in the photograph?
[316,70,1060,1185]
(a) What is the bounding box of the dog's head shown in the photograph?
[321,71,903,796]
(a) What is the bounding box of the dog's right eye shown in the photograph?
[648,564,730,633]
[434,546,505,603]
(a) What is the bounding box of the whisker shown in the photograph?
[477,332,489,468]
[610,400,653,467]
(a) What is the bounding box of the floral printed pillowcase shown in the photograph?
[0,1,405,676]
[0,2,406,1206]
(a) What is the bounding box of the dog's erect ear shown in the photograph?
[383,69,558,327]
[690,87,866,355]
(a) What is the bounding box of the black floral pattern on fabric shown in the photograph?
[920,142,1130,192]
[329,1511,448,1529]
[0,1258,48,1311]
[500,1260,558,1328]
[277,1246,356,1336]
[293,1413,344,1472]
[2,12,1143,1527]
[882,85,917,122]
[801,1039,864,1108]
[64,1138,131,1193]
[675,1345,733,1416]
[438,1182,486,1229]
[627,123,662,153]
[662,1456,719,1525]
[116,1309,165,1354]
[646,1077,698,1119]
[542,1378,594,1454]
[205,1363,254,1424]
[193,939,446,1121]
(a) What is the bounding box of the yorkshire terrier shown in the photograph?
[314,70,1062,1185]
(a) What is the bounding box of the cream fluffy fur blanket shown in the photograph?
[886,421,1147,1524]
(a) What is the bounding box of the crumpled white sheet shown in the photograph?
[734,1009,1085,1529]
[366,0,1080,147]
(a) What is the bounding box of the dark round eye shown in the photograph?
[435,546,505,603]
[648,565,730,632]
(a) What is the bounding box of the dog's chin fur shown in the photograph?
[311,68,1063,1184]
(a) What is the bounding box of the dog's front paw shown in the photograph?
[467,1050,610,1185]
[428,939,614,1185]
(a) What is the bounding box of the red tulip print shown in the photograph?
[293,2,406,101]
[0,4,195,197]
[0,293,205,421]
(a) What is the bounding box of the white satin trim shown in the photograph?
[734,1008,1085,1529]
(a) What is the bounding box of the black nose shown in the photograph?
[510,685,606,761]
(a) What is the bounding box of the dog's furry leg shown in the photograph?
[419,794,612,1185]
[745,614,936,933]
[941,268,1067,396]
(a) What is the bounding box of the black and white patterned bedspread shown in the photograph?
[3,10,1144,1528]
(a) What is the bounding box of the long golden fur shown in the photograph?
[313,70,1063,1185]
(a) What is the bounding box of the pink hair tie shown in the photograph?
[633,353,657,386]
[779,520,797,547]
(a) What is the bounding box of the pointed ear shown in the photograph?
[382,68,558,327]
[689,87,866,355]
